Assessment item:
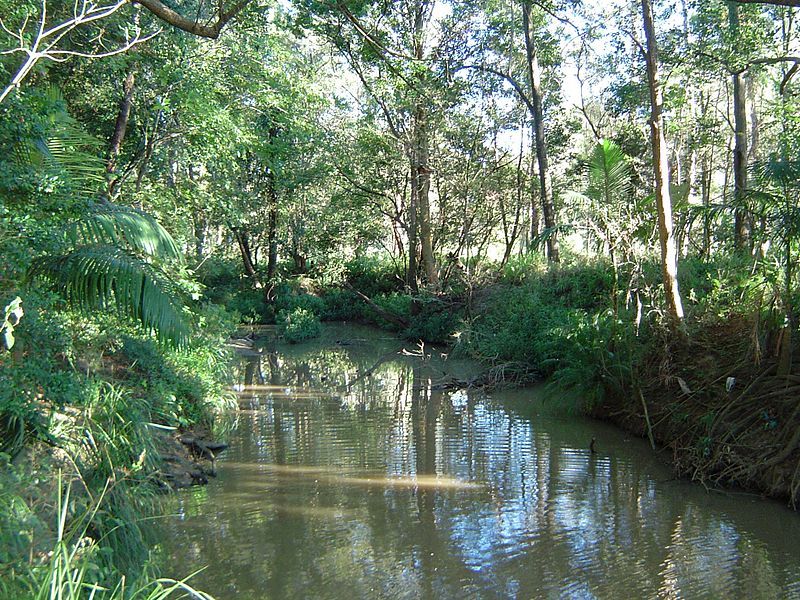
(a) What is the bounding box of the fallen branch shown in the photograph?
[343,283,409,329]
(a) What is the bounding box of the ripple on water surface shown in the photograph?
[164,325,800,600]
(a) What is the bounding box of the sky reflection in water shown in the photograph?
[163,324,800,600]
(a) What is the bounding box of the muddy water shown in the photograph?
[163,324,800,599]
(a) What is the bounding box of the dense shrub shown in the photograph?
[319,289,365,321]
[274,283,326,317]
[278,307,322,343]
[403,297,463,344]
[344,256,404,297]
[368,293,411,331]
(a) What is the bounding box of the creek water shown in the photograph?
[162,324,800,599]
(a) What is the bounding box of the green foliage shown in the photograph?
[369,293,411,331]
[460,261,615,377]
[0,295,234,595]
[404,302,462,344]
[548,310,641,408]
[65,203,181,261]
[273,284,326,317]
[33,245,188,346]
[344,256,404,298]
[0,470,213,600]
[197,257,272,323]
[0,290,85,455]
[319,289,364,321]
[462,285,569,372]
[498,253,546,285]
[1,296,23,350]
[1,90,191,346]
[278,307,321,343]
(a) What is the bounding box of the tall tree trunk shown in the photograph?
[106,70,135,197]
[523,2,558,262]
[701,155,713,259]
[266,170,279,282]
[729,2,751,252]
[528,134,540,250]
[407,159,420,294]
[414,107,438,288]
[412,2,438,289]
[642,0,685,326]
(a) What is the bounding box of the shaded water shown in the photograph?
[163,324,800,599]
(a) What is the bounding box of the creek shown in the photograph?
[162,324,800,599]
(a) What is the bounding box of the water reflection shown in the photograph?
[164,325,800,600]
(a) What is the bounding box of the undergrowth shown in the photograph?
[0,293,236,597]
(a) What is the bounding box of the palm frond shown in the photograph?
[751,155,800,189]
[586,139,632,205]
[31,246,188,346]
[12,87,105,199]
[65,204,182,261]
[531,224,574,252]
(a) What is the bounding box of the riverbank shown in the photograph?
[216,255,800,509]
[0,302,235,599]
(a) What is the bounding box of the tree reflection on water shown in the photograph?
[164,325,800,600]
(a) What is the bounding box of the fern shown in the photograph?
[12,88,191,346]
[15,87,106,200]
[32,246,188,346]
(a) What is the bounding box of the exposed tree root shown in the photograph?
[593,317,800,508]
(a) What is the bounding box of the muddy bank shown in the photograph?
[156,430,228,489]
[590,326,800,509]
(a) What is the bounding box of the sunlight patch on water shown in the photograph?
[163,324,800,600]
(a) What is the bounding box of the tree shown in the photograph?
[456,0,565,262]
[641,0,685,326]
[0,0,156,104]
[133,0,253,39]
[522,0,559,261]
[302,0,456,291]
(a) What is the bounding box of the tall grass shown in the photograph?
[2,474,214,600]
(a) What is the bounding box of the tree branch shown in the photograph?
[132,0,252,39]
[734,0,800,7]
[454,64,536,117]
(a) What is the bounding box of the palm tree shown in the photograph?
[566,140,636,316]
[751,155,800,374]
[31,203,189,346]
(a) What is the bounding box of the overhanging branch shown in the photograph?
[455,64,536,117]
[734,0,800,6]
[132,0,252,38]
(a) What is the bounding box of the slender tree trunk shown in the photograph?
[702,155,713,258]
[523,2,558,262]
[411,2,438,289]
[414,107,438,288]
[107,70,135,197]
[266,170,279,282]
[729,2,751,251]
[194,214,207,261]
[642,0,685,326]
[528,136,539,250]
[233,227,261,288]
[407,160,420,293]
